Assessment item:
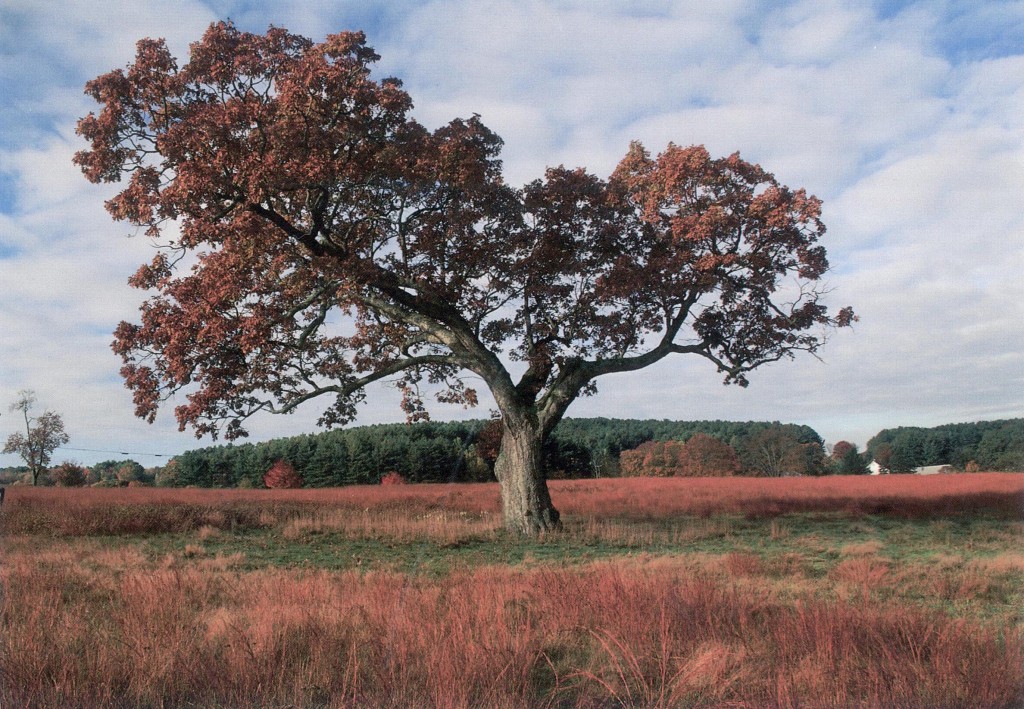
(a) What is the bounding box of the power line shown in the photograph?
[56,446,168,458]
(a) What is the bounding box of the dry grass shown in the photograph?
[2,472,1020,538]
[2,554,1021,708]
[280,508,498,544]
[551,473,1024,520]
[840,539,885,556]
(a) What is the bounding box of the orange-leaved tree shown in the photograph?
[678,433,742,476]
[619,435,740,477]
[619,440,686,477]
[76,22,853,534]
[263,460,303,489]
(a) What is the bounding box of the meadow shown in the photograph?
[2,474,1022,707]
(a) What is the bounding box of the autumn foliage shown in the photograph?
[678,433,743,476]
[620,434,741,476]
[262,460,303,489]
[379,471,407,486]
[832,440,857,460]
[75,21,853,533]
[620,440,684,476]
[51,462,86,487]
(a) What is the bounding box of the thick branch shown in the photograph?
[247,202,325,256]
[535,298,701,436]
[262,353,464,415]
[360,283,523,416]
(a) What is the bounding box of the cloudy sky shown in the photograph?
[1,0,1022,467]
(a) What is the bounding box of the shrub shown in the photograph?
[263,460,303,489]
[91,479,125,488]
[380,471,408,486]
[52,462,86,487]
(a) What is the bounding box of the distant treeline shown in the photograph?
[163,418,827,487]
[0,459,149,487]
[5,417,1021,488]
[867,419,1024,472]
[167,421,486,488]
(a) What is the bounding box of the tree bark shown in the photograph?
[493,421,561,535]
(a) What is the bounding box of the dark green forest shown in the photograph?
[5,418,1021,488]
[163,418,827,487]
[867,419,1024,472]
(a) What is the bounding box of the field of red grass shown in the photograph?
[4,553,1021,707]
[2,472,1021,536]
[2,473,1022,707]
[551,472,1024,519]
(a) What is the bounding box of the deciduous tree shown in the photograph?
[619,440,686,477]
[76,23,853,534]
[53,462,87,487]
[379,471,407,485]
[263,460,303,489]
[3,391,69,486]
[832,440,869,475]
[873,443,894,474]
[831,440,856,461]
[679,433,741,476]
[742,426,825,477]
[619,435,740,477]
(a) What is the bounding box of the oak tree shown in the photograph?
[76,23,853,534]
[831,440,857,461]
[619,435,740,477]
[873,443,894,473]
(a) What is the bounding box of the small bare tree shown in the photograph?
[4,390,69,485]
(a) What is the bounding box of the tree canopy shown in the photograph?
[76,23,853,532]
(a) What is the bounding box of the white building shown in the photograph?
[869,462,947,475]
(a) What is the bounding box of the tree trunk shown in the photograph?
[493,422,561,535]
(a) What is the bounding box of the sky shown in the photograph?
[1,0,1022,467]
